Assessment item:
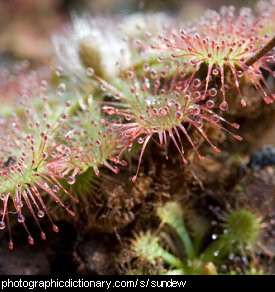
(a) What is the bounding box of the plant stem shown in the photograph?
[245,35,275,67]
[201,239,228,263]
[161,249,185,269]
[173,224,196,260]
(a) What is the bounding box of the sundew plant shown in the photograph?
[0,0,274,275]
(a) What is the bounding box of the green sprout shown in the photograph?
[128,202,263,275]
[157,202,196,259]
[131,231,183,270]
[202,209,262,263]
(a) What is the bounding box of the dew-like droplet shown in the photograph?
[17,214,25,223]
[28,236,34,245]
[193,78,201,88]
[86,67,95,76]
[212,234,218,240]
[65,129,78,139]
[184,95,191,102]
[157,56,164,62]
[57,83,66,95]
[237,70,243,78]
[239,57,246,63]
[143,63,150,71]
[114,92,122,100]
[191,105,200,115]
[95,139,102,146]
[150,70,157,79]
[228,253,235,260]
[120,160,128,167]
[263,95,273,104]
[127,142,133,151]
[61,113,67,121]
[66,176,76,185]
[196,118,204,128]
[41,231,46,240]
[213,146,221,153]
[206,100,214,108]
[53,225,59,233]
[219,101,228,111]
[175,111,183,119]
[234,135,243,141]
[42,152,48,160]
[52,185,59,193]
[125,114,131,121]
[231,123,240,129]
[137,137,144,144]
[212,69,219,75]
[103,106,116,115]
[127,71,134,79]
[241,98,247,107]
[160,69,167,78]
[55,67,63,76]
[194,91,201,99]
[0,194,7,201]
[0,221,5,230]
[68,209,75,217]
[209,88,217,97]
[214,250,220,257]
[211,114,219,122]
[9,240,13,250]
[198,154,205,161]
[37,210,45,218]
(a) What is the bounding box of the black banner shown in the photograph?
[0,275,273,290]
